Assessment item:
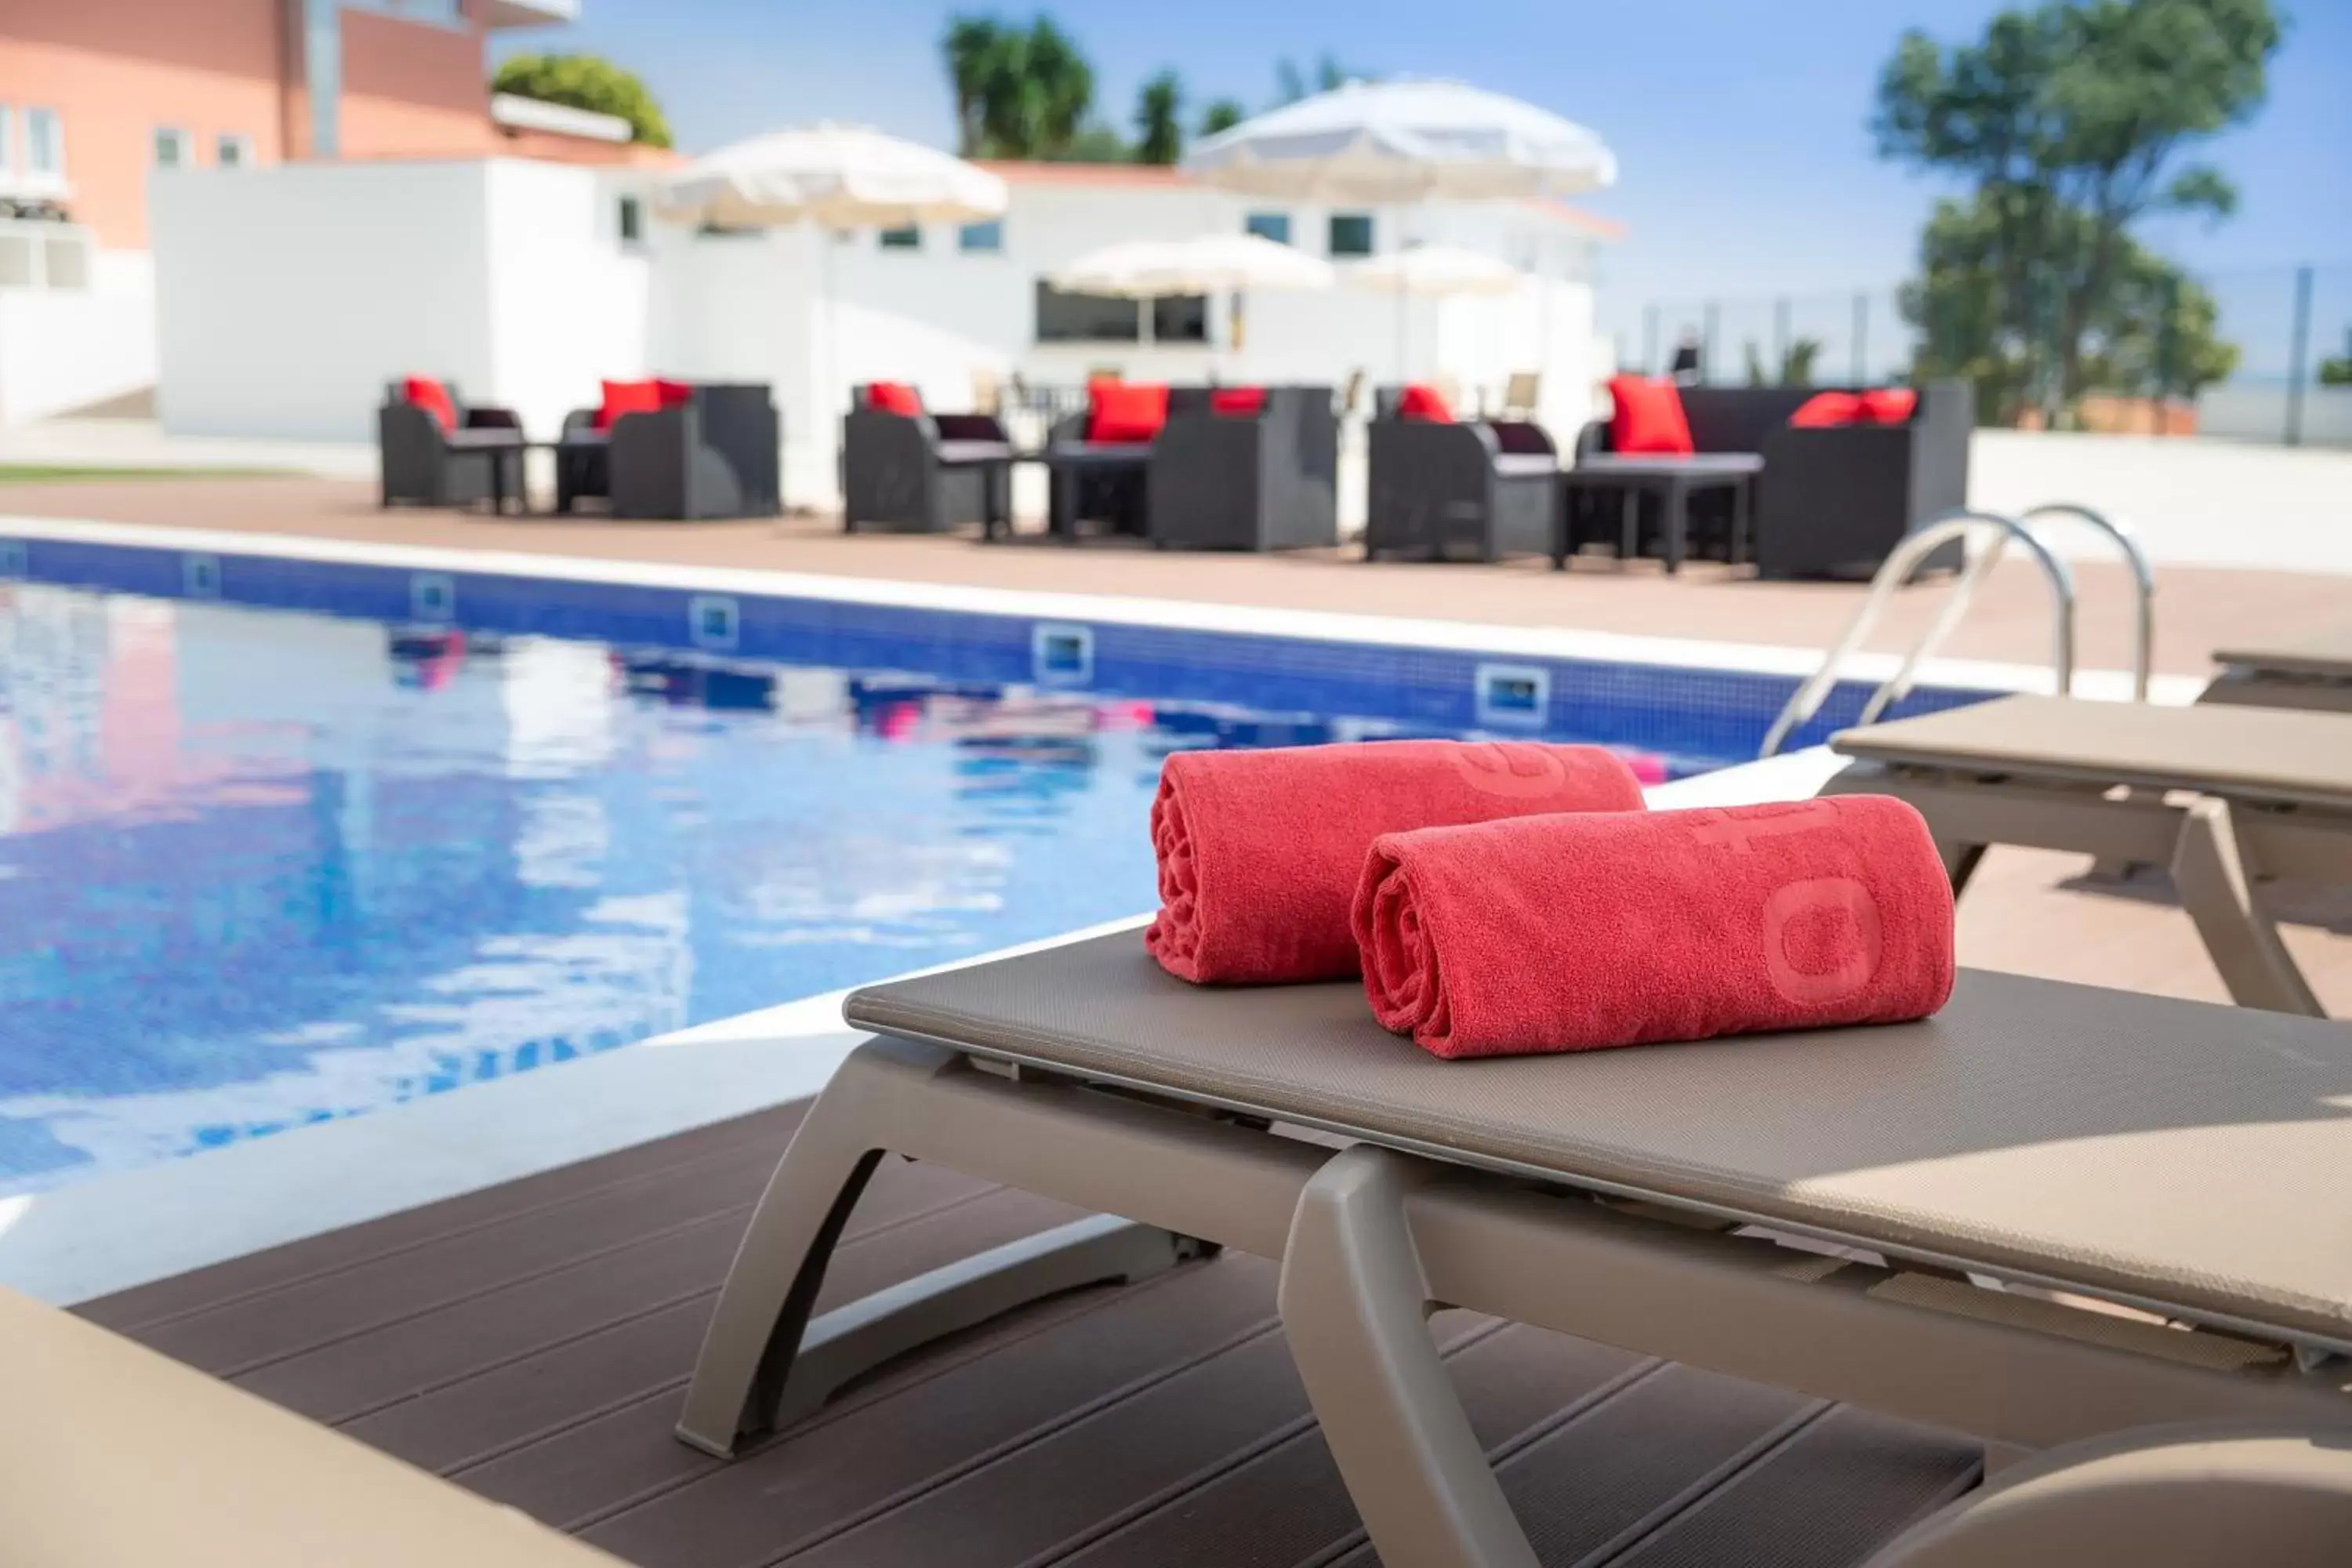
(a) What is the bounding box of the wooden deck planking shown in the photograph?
[82,1107,1982,1567]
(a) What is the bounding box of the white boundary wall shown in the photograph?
[150,158,1607,508]
[0,249,155,425]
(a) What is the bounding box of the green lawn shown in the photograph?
[0,464,300,484]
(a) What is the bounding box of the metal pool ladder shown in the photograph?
[1758,504,2154,758]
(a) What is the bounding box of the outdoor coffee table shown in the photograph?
[438,428,529,515]
[485,438,556,517]
[1554,452,1762,574]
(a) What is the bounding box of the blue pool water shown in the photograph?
[0,575,1779,1196]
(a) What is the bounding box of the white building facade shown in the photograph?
[151,154,1620,508]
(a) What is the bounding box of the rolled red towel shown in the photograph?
[1354,796,1955,1058]
[1146,741,1647,985]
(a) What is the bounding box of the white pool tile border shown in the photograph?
[0,514,2202,704]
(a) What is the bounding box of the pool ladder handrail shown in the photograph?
[1757,504,2153,759]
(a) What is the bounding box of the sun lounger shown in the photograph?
[1824,694,2352,1017]
[676,928,2352,1566]
[2202,623,2352,713]
[0,1286,622,1566]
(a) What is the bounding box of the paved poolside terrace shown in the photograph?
[8,474,2351,1566]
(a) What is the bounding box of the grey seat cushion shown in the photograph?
[848,929,2352,1348]
[935,440,1014,465]
[1491,454,1560,478]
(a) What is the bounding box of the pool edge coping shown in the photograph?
[0,512,2202,705]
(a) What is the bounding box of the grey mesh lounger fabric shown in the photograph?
[2205,622,2352,713]
[675,929,2352,1568]
[1828,695,2352,1017]
[845,931,2352,1347]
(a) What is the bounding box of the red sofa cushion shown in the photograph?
[1087,380,1170,445]
[596,379,664,430]
[401,376,458,433]
[1396,383,1454,423]
[1209,386,1267,418]
[1606,376,1694,455]
[1788,390,1864,428]
[1859,387,1918,424]
[655,378,695,408]
[866,380,924,416]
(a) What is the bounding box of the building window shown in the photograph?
[25,107,63,176]
[617,194,644,246]
[153,127,192,169]
[1327,212,1374,256]
[958,220,1003,252]
[878,224,921,250]
[347,0,465,25]
[1036,281,1140,343]
[216,132,255,169]
[1152,294,1210,343]
[1244,212,1290,245]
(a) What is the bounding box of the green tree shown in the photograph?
[1874,0,2278,422]
[1052,122,1132,162]
[937,13,1096,158]
[1199,97,1246,137]
[2321,331,2352,388]
[491,53,670,147]
[942,16,1004,156]
[1134,71,1184,164]
[1902,189,2239,417]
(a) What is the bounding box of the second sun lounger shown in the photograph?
[2201,622,2352,713]
[1,1286,623,1567]
[673,928,2352,1566]
[1824,694,2352,1016]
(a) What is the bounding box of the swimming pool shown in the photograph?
[0,532,1995,1196]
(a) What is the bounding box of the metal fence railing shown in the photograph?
[1602,260,2352,448]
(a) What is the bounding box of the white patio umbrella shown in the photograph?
[654,125,1007,502]
[655,123,1007,229]
[1185,83,1611,409]
[1181,79,1616,204]
[1051,233,1334,352]
[1346,245,1526,385]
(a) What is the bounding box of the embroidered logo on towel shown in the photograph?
[1690,801,1886,1007]
[1450,742,1596,800]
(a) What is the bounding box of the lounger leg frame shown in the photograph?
[1826,762,2342,1016]
[1282,1145,2352,1568]
[1280,1145,1542,1568]
[678,1033,1333,1457]
[677,1041,1182,1455]
[2169,797,2325,1018]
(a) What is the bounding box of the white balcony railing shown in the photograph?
[0,220,95,292]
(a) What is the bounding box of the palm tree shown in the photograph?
[939,13,1097,159]
[1199,97,1246,137]
[941,15,1006,156]
[1134,71,1183,165]
[1017,16,1094,157]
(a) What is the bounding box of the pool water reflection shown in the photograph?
[0,583,1702,1194]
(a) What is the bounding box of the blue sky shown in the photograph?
[510,1,2350,304]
